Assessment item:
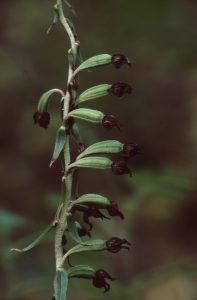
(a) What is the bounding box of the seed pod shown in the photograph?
[111,53,131,68]
[121,142,141,158]
[109,82,133,97]
[111,159,131,175]
[106,237,131,253]
[68,108,104,124]
[76,84,112,104]
[102,115,119,129]
[33,111,50,129]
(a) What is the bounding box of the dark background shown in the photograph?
[0,0,197,299]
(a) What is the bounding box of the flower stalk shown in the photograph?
[12,1,141,299]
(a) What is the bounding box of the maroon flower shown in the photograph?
[111,53,131,69]
[107,201,124,219]
[83,208,110,230]
[121,142,142,158]
[109,82,133,97]
[33,111,50,129]
[78,226,91,238]
[92,269,116,293]
[106,237,131,253]
[111,159,131,175]
[102,115,120,129]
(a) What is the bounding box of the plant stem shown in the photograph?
[55,0,78,270]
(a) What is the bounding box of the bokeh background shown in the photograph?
[0,0,197,299]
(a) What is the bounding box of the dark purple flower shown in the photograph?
[107,201,124,219]
[102,115,120,129]
[111,159,131,175]
[106,237,131,253]
[83,208,110,230]
[109,82,133,97]
[33,111,50,129]
[92,269,116,293]
[121,142,142,158]
[78,226,91,238]
[111,53,131,69]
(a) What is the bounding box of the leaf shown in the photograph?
[72,54,112,77]
[11,223,53,253]
[76,84,112,104]
[50,126,67,167]
[67,216,85,244]
[46,5,59,34]
[77,140,123,160]
[68,265,95,278]
[73,194,111,208]
[68,108,104,123]
[54,268,68,300]
[37,89,64,113]
[67,157,112,172]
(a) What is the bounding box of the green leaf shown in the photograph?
[11,223,53,253]
[68,108,104,123]
[67,216,85,244]
[37,89,64,113]
[67,157,112,172]
[54,268,68,300]
[77,140,123,160]
[76,84,112,104]
[68,265,95,278]
[73,54,112,77]
[50,126,67,167]
[46,5,59,34]
[73,194,111,208]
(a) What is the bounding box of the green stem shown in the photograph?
[55,0,78,270]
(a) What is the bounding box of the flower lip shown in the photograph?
[106,237,131,253]
[111,53,131,69]
[121,142,142,158]
[92,269,116,293]
[111,159,131,175]
[33,111,50,129]
[109,82,133,97]
[102,115,120,130]
[107,201,124,219]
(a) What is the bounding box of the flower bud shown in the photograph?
[102,115,119,129]
[33,111,50,129]
[111,53,131,69]
[111,159,131,175]
[92,269,116,293]
[109,82,132,97]
[121,142,141,158]
[107,201,124,219]
[106,237,131,253]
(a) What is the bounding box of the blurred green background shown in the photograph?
[0,0,197,299]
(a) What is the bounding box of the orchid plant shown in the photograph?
[12,1,141,299]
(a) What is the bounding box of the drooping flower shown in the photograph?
[102,115,120,129]
[109,82,132,97]
[92,269,116,293]
[111,53,131,69]
[106,237,131,253]
[111,159,131,175]
[33,111,50,129]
